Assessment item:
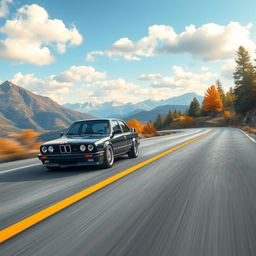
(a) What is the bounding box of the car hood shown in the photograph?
[42,135,109,145]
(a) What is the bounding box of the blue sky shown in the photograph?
[0,0,256,104]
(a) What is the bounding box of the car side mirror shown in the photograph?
[130,128,135,133]
[112,129,122,137]
[60,132,64,137]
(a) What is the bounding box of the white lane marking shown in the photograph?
[239,129,256,143]
[0,163,41,175]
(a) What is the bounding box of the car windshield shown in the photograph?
[67,120,110,135]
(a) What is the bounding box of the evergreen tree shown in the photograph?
[172,110,179,119]
[233,46,256,113]
[163,111,173,128]
[154,114,164,130]
[188,97,201,117]
[225,87,235,109]
[216,79,225,104]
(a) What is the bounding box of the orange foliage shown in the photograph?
[223,110,231,120]
[127,119,144,133]
[203,85,223,113]
[0,138,25,155]
[0,138,27,161]
[172,116,196,128]
[16,129,40,146]
[142,122,157,136]
[127,119,158,138]
[0,129,42,162]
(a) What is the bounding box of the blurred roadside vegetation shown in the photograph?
[0,129,42,162]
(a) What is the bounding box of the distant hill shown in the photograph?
[124,105,189,123]
[64,92,203,118]
[0,81,93,137]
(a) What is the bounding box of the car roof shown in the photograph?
[73,118,125,123]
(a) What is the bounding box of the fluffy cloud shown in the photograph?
[138,73,162,81]
[54,66,106,83]
[0,4,83,65]
[11,66,105,103]
[87,22,255,62]
[221,60,236,80]
[81,66,217,104]
[150,66,217,94]
[0,0,12,18]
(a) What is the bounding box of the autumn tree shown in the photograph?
[142,122,157,136]
[188,97,201,117]
[127,119,144,133]
[203,85,223,115]
[233,46,256,113]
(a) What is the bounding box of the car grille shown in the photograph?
[45,144,96,154]
[59,145,71,154]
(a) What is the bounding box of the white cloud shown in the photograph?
[10,65,105,103]
[221,59,236,80]
[151,66,217,94]
[87,22,255,62]
[138,73,162,81]
[0,4,83,65]
[54,65,106,83]
[0,0,12,18]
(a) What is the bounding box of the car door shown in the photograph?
[118,120,133,152]
[110,120,126,155]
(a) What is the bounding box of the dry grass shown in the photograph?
[0,129,42,163]
[241,126,256,134]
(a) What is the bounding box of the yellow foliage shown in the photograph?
[0,129,42,162]
[203,85,223,113]
[172,116,196,128]
[223,110,231,121]
[127,119,144,133]
[16,129,40,146]
[127,119,158,138]
[142,122,157,136]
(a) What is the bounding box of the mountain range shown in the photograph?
[0,81,93,137]
[64,92,203,120]
[124,104,189,122]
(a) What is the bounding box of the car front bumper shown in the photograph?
[38,152,104,168]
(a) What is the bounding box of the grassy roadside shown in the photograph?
[240,126,256,135]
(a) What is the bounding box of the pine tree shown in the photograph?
[233,46,256,113]
[154,114,164,130]
[203,85,223,115]
[216,79,225,104]
[188,97,201,117]
[225,87,235,109]
[163,111,173,128]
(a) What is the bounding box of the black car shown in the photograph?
[38,119,140,170]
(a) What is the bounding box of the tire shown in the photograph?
[102,145,114,168]
[128,140,139,158]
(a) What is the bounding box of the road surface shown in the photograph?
[1,127,256,256]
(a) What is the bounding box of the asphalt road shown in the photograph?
[1,127,256,256]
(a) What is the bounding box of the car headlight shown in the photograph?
[42,146,48,153]
[48,146,54,153]
[80,144,86,152]
[87,144,94,151]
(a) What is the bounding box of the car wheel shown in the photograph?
[102,145,114,168]
[128,141,139,158]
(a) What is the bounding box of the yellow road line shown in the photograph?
[0,129,215,243]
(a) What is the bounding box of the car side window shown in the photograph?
[118,121,130,133]
[111,120,121,132]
